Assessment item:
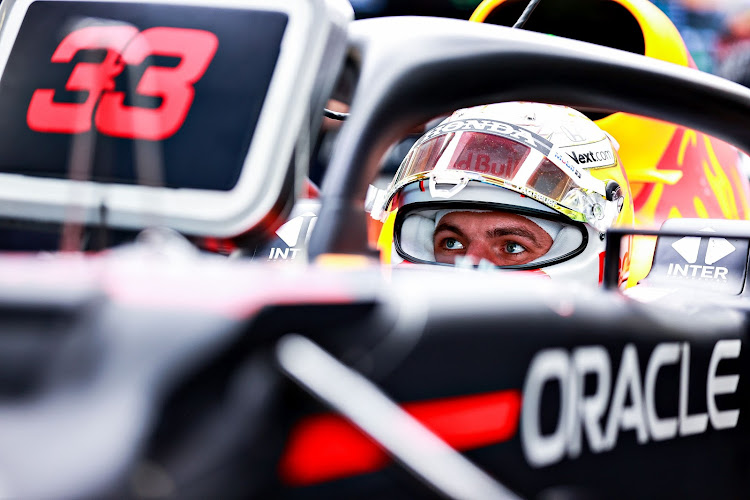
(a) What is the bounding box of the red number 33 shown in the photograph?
[27,26,218,141]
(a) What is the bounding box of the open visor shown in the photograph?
[387,123,616,229]
[394,205,588,269]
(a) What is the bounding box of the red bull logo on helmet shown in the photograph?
[450,152,522,178]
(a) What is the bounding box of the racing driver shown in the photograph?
[370,101,634,285]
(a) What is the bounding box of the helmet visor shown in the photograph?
[390,123,609,223]
[401,131,532,181]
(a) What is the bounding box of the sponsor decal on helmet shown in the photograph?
[419,119,553,156]
[452,152,520,178]
[521,340,741,468]
[551,150,583,179]
[556,139,616,169]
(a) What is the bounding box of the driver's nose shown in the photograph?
[465,241,497,266]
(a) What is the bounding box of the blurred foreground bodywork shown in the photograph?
[2,0,750,499]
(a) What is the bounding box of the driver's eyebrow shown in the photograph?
[434,223,465,240]
[487,227,541,248]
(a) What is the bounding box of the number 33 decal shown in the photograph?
[27,26,218,141]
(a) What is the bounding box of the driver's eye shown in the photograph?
[445,238,464,250]
[505,241,526,254]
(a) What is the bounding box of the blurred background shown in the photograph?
[349,0,750,85]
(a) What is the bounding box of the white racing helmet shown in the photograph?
[372,102,633,285]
